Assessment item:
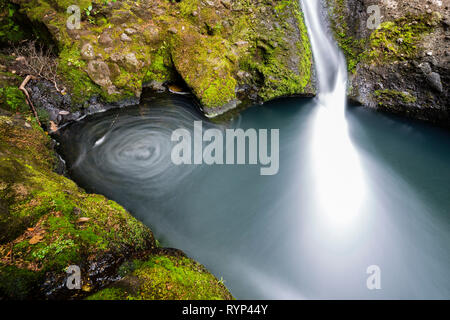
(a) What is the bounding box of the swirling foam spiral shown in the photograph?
[60,95,224,198]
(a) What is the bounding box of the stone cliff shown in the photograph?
[327,0,449,126]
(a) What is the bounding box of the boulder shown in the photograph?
[10,0,315,116]
[327,0,449,126]
[0,113,233,300]
[86,60,112,88]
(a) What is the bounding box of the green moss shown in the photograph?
[374,89,417,106]
[239,1,313,100]
[328,1,440,70]
[0,152,152,249]
[143,48,173,83]
[31,238,78,267]
[87,254,233,300]
[179,0,198,18]
[0,1,28,44]
[36,108,49,124]
[202,77,237,107]
[0,114,154,298]
[113,70,142,99]
[295,8,313,91]
[337,33,365,72]
[365,13,440,63]
[171,31,238,108]
[0,56,28,114]
[0,265,43,299]
[327,0,366,72]
[0,86,28,113]
[58,45,102,104]
[85,287,126,299]
[274,0,291,12]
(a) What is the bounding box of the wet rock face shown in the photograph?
[11,0,315,117]
[327,0,449,126]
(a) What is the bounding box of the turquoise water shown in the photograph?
[57,93,450,299]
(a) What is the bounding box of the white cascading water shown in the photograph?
[300,0,366,231]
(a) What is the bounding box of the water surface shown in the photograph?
[57,93,450,299]
[56,0,450,300]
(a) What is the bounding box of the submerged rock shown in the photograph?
[10,0,315,117]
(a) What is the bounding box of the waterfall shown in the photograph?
[301,0,347,100]
[300,0,366,231]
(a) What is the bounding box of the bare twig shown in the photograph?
[11,41,65,94]
[19,75,41,127]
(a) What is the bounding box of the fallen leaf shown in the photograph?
[82,284,91,292]
[168,84,187,93]
[49,121,58,133]
[77,217,91,223]
[29,235,43,244]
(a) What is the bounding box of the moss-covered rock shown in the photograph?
[0,96,233,300]
[374,89,417,106]
[87,251,233,300]
[0,54,29,113]
[364,14,441,63]
[9,0,315,116]
[0,112,155,299]
[326,0,449,126]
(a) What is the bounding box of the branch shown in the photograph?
[19,75,41,127]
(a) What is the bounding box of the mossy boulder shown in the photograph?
[0,109,232,299]
[9,0,314,116]
[0,71,234,299]
[87,251,233,300]
[0,54,29,113]
[326,0,449,126]
[0,112,155,299]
